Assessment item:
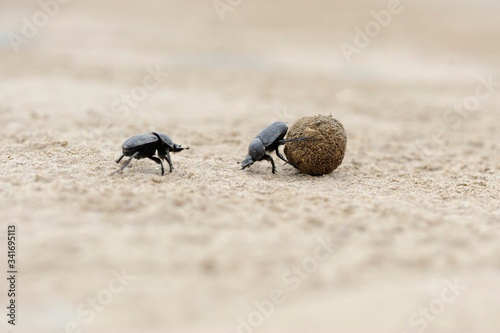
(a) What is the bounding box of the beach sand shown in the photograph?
[1,0,500,332]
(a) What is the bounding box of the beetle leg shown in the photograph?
[278,137,311,144]
[116,154,125,163]
[275,148,295,167]
[148,157,165,176]
[164,151,174,172]
[262,154,276,174]
[113,151,139,175]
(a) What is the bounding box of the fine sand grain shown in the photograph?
[1,1,500,332]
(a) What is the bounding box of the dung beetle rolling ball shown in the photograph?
[114,132,188,176]
[240,121,310,174]
[284,115,346,176]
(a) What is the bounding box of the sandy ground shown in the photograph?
[1,0,500,332]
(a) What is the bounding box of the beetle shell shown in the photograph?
[152,132,174,150]
[256,121,288,148]
[122,133,159,155]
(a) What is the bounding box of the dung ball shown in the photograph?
[284,115,347,176]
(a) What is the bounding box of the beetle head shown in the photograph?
[241,138,265,169]
[240,155,254,169]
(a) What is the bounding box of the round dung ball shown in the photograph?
[284,115,347,175]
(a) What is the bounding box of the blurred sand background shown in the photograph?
[1,0,500,332]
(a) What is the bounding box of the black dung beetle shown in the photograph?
[240,121,309,174]
[114,132,188,176]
